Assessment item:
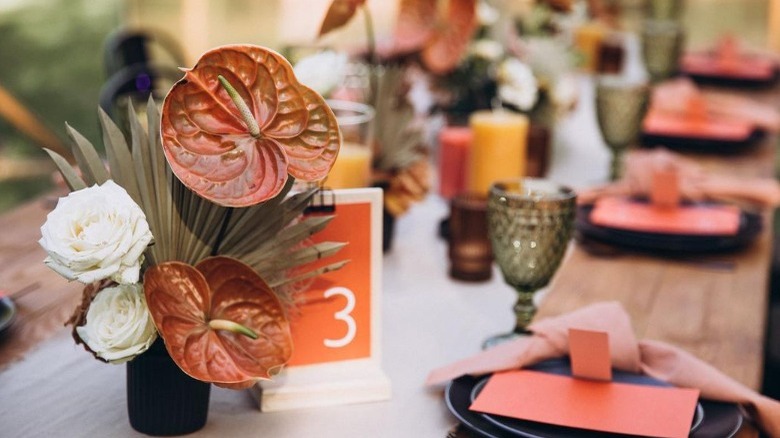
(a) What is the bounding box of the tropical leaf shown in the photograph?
[319,0,366,37]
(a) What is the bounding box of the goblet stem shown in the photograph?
[513,290,536,334]
[609,147,626,181]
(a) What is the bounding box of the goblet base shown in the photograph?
[482,330,531,350]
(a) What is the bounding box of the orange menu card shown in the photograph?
[590,197,740,235]
[643,110,753,141]
[470,370,700,438]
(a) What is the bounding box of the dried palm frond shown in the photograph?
[45,98,345,303]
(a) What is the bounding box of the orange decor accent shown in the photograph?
[287,202,372,366]
[161,45,340,207]
[143,257,293,388]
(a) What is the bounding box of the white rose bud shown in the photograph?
[76,284,157,363]
[39,180,153,284]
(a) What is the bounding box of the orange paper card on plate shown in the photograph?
[590,197,741,235]
[643,110,753,141]
[470,370,700,438]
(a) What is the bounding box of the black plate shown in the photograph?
[0,296,17,335]
[575,204,762,254]
[640,129,765,154]
[683,68,780,89]
[445,359,742,438]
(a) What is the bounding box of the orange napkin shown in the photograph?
[425,302,780,437]
[646,78,780,133]
[577,148,780,209]
[681,35,777,81]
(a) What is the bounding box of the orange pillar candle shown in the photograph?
[574,22,607,72]
[438,127,473,199]
[325,141,372,189]
[467,110,529,195]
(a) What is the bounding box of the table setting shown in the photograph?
[0,0,779,437]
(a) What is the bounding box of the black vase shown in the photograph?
[126,338,211,436]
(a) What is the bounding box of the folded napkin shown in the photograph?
[649,78,780,133]
[577,148,780,208]
[426,302,780,437]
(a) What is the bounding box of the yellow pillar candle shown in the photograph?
[325,141,372,189]
[467,110,529,195]
[770,0,780,53]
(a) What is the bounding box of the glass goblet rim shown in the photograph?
[489,178,576,204]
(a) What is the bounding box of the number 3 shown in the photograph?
[323,287,356,348]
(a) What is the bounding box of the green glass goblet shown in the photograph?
[595,76,650,181]
[484,178,576,349]
[641,19,685,83]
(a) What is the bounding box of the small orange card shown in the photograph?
[591,197,741,235]
[643,110,753,141]
[470,370,700,438]
[650,167,681,209]
[569,329,611,381]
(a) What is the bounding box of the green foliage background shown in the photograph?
[0,0,120,211]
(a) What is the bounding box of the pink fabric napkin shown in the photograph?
[649,78,780,133]
[577,148,780,209]
[426,302,780,437]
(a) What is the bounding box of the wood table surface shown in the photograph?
[537,94,779,437]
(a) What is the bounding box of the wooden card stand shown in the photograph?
[253,188,391,411]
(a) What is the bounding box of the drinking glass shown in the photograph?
[641,19,684,83]
[324,100,375,189]
[595,76,650,181]
[484,178,576,349]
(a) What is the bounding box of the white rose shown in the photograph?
[497,58,539,111]
[293,50,348,97]
[39,180,153,284]
[76,283,157,363]
[470,39,504,61]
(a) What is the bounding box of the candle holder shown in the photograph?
[448,193,492,282]
[324,100,375,189]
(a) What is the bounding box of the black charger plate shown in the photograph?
[445,359,742,438]
[575,204,762,254]
[0,295,17,336]
[640,129,765,154]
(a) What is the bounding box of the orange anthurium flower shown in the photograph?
[144,256,293,388]
[394,0,477,74]
[161,45,340,207]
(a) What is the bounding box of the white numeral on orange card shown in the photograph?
[323,287,356,348]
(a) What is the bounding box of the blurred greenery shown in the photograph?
[0,0,120,212]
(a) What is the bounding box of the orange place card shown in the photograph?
[569,329,612,381]
[650,167,681,209]
[590,197,741,235]
[470,370,700,438]
[681,53,775,80]
[643,110,754,141]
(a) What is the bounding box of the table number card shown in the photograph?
[254,188,391,411]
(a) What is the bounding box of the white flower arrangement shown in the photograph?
[497,58,539,111]
[39,180,153,285]
[75,283,157,363]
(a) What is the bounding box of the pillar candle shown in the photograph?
[438,127,473,199]
[467,110,529,195]
[574,22,607,73]
[325,141,372,189]
[770,0,780,53]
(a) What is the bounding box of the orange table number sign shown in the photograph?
[255,188,391,411]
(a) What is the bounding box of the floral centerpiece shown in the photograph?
[39,45,344,435]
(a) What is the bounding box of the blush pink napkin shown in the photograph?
[426,302,780,437]
[577,148,780,208]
